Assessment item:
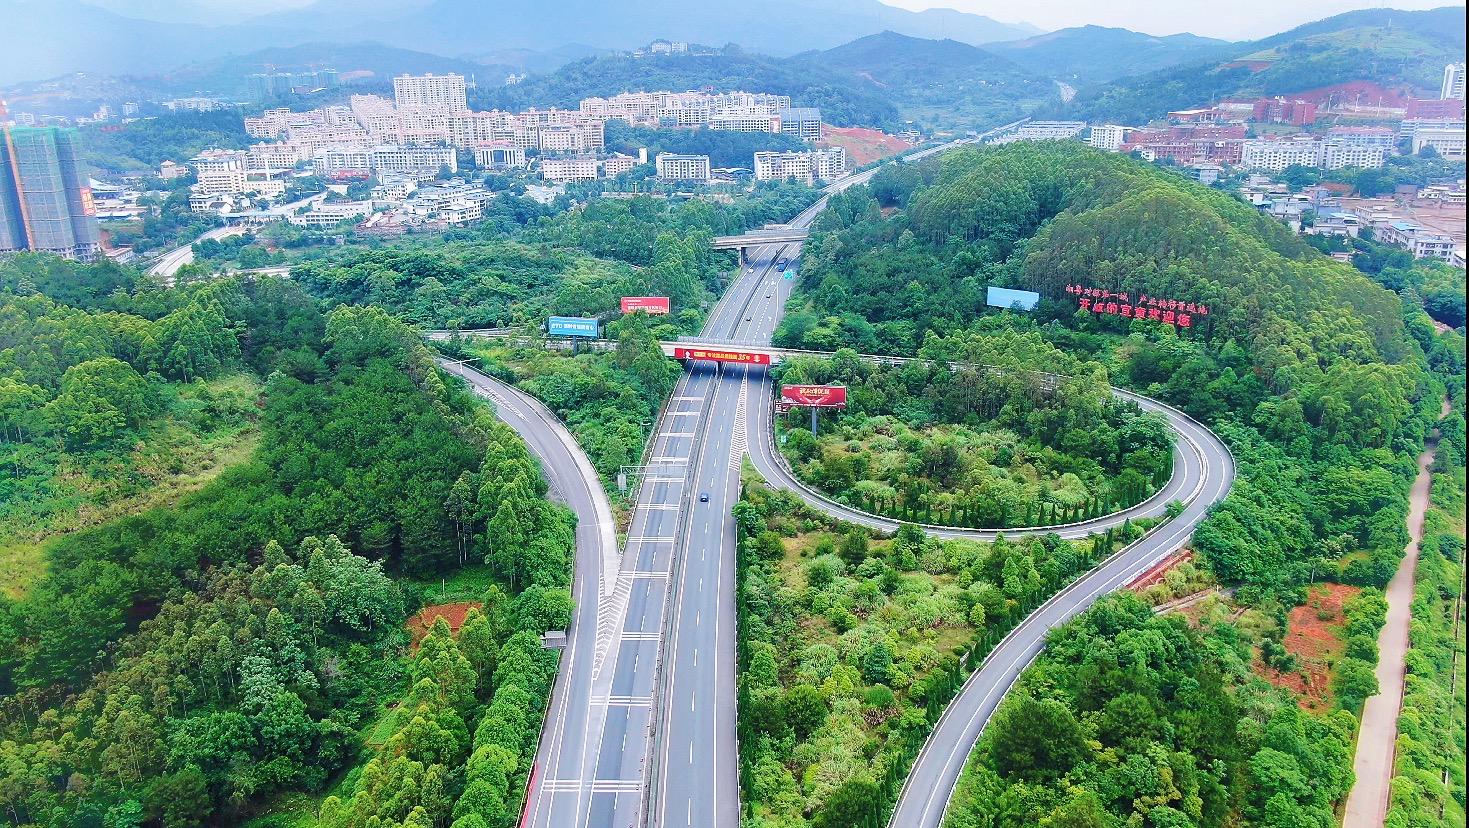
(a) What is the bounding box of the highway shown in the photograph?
[147,224,244,283]
[499,114,1234,828]
[434,360,623,828]
[885,398,1233,828]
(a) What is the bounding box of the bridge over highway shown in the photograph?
[711,226,809,262]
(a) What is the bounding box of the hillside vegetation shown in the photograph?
[1059,6,1466,123]
[764,140,1463,827]
[988,25,1232,84]
[790,31,1057,129]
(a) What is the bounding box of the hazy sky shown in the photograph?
[881,0,1455,40]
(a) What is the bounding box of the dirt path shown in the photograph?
[1342,400,1448,827]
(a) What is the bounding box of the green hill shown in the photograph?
[791,31,1058,129]
[988,25,1234,84]
[1061,6,1467,124]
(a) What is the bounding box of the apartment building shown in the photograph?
[1088,124,1131,151]
[1322,141,1387,170]
[393,73,468,111]
[601,153,639,177]
[708,108,781,133]
[473,142,527,169]
[655,153,712,181]
[1325,126,1397,148]
[189,149,250,195]
[777,107,823,141]
[1412,127,1467,160]
[1378,220,1456,261]
[753,147,848,184]
[1443,62,1467,101]
[369,145,456,176]
[0,123,101,260]
[541,156,599,182]
[1016,121,1087,141]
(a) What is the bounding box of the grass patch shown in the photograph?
[0,372,262,599]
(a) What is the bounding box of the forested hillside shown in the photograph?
[988,25,1232,84]
[290,185,817,331]
[789,32,1057,128]
[763,140,1465,827]
[0,258,575,825]
[1056,6,1466,123]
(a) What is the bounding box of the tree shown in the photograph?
[987,696,1090,781]
[813,775,880,828]
[784,684,827,738]
[43,357,155,448]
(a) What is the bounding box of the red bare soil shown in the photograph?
[1257,583,1360,711]
[407,601,482,646]
[823,126,912,166]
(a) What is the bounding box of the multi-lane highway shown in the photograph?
[469,116,1232,828]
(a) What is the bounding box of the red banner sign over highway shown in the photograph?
[621,296,671,315]
[673,347,771,365]
[780,384,848,408]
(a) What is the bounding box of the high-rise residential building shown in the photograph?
[1088,124,1132,151]
[393,73,468,111]
[655,153,711,181]
[777,107,823,141]
[1017,121,1088,141]
[0,112,102,261]
[753,147,847,184]
[1442,63,1467,101]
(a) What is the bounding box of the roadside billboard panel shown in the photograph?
[673,347,771,365]
[780,385,848,407]
[621,296,671,315]
[986,286,1040,311]
[547,316,600,338]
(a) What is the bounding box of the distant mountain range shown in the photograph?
[0,0,1039,85]
[1058,6,1468,124]
[790,32,1059,128]
[988,26,1234,84]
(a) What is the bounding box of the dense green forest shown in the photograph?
[942,592,1362,828]
[771,342,1174,528]
[476,50,901,129]
[734,480,1148,828]
[789,31,1057,130]
[1055,7,1465,124]
[0,257,575,825]
[80,110,251,174]
[290,185,818,330]
[757,139,1464,826]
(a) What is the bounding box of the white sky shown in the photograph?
[881,0,1458,40]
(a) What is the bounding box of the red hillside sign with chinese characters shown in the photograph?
[621,296,671,315]
[673,347,771,365]
[780,385,848,408]
[1063,284,1209,328]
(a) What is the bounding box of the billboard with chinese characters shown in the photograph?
[986,286,1040,311]
[621,296,671,315]
[1063,284,1209,329]
[672,347,771,365]
[547,316,600,338]
[780,385,848,408]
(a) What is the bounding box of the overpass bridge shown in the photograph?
[711,227,808,261]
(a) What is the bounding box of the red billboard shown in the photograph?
[1063,284,1208,329]
[621,296,671,315]
[673,347,771,365]
[780,385,848,407]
